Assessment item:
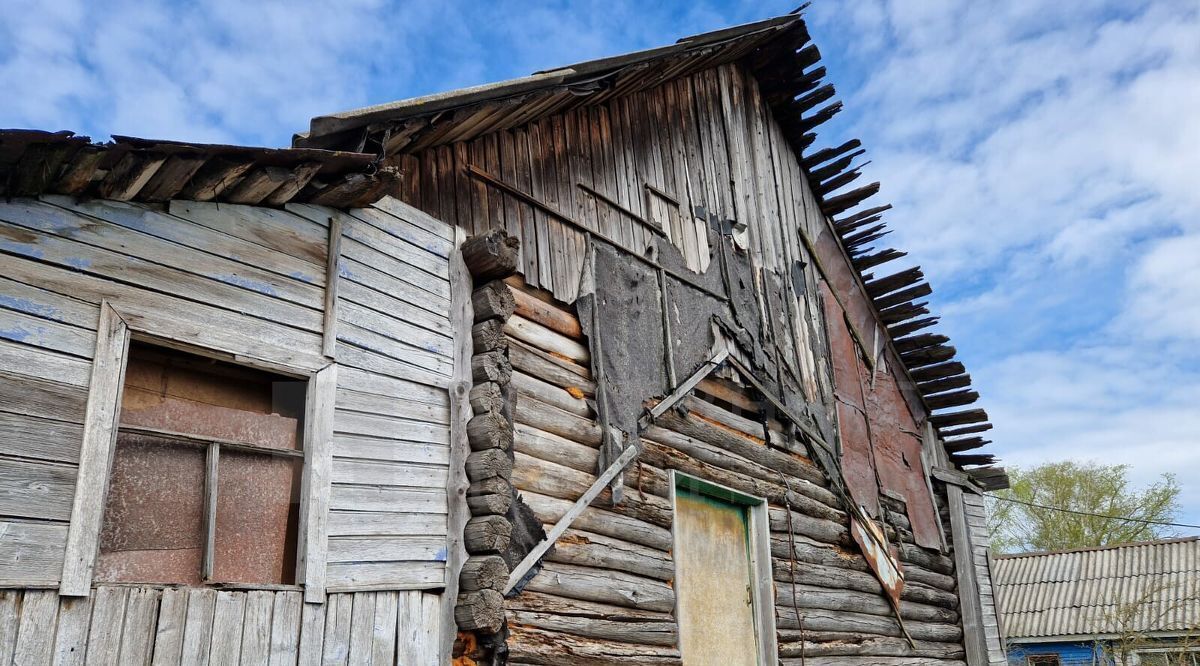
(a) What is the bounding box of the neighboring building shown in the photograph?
[995,537,1200,666]
[0,11,1012,665]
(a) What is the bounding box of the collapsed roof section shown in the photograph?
[0,130,396,209]
[299,11,1002,481]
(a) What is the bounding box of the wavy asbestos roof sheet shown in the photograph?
[994,537,1200,640]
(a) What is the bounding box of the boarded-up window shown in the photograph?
[673,473,774,665]
[95,342,305,586]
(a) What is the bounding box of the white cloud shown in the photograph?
[809,1,1200,522]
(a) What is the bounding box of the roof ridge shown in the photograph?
[995,535,1200,560]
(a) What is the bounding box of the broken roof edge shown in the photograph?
[299,12,802,142]
[0,129,394,209]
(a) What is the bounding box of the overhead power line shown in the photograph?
[990,495,1200,531]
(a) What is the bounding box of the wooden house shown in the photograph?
[0,11,1009,665]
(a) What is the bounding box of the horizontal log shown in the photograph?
[772,554,958,608]
[505,315,589,363]
[519,490,672,551]
[514,370,590,417]
[769,506,849,547]
[507,609,677,648]
[465,515,512,554]
[509,339,595,396]
[508,284,583,339]
[472,350,512,385]
[460,554,508,592]
[462,228,519,280]
[467,410,513,452]
[466,448,513,482]
[472,280,516,322]
[512,452,672,529]
[472,318,507,352]
[776,584,958,625]
[506,625,682,665]
[778,635,965,661]
[770,539,956,592]
[525,561,673,613]
[515,394,602,447]
[653,411,826,487]
[775,606,963,644]
[456,589,504,633]
[545,528,674,581]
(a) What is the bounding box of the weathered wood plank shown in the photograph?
[326,511,447,537]
[84,586,127,665]
[118,587,160,665]
[52,594,93,666]
[300,363,337,603]
[14,589,60,664]
[179,588,217,666]
[151,587,188,666]
[370,591,398,666]
[324,561,444,591]
[395,591,439,666]
[267,591,302,666]
[0,457,76,521]
[239,590,274,666]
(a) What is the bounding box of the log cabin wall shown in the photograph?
[493,280,966,664]
[0,194,464,663]
[388,62,978,664]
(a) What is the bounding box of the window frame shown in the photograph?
[59,301,337,601]
[669,470,777,665]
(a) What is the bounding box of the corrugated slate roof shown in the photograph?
[993,537,1200,640]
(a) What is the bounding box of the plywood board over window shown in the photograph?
[95,342,306,587]
[58,301,337,599]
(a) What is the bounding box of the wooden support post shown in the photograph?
[60,302,131,596]
[321,216,343,359]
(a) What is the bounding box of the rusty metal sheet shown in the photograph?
[865,369,944,550]
[213,451,300,584]
[850,514,905,607]
[95,434,205,584]
[675,488,759,666]
[821,283,880,515]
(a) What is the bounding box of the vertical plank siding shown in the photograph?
[0,587,441,665]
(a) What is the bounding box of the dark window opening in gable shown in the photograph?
[95,342,306,586]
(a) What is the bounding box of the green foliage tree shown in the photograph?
[986,461,1181,554]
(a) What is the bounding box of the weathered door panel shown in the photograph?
[675,488,759,666]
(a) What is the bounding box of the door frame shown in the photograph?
[669,470,778,664]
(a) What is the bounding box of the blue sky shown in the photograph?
[4,1,1198,527]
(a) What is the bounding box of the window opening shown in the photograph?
[95,341,306,586]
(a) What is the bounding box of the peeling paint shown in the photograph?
[211,273,280,296]
[0,326,32,343]
[64,256,92,269]
[435,547,448,562]
[0,240,44,259]
[0,295,62,321]
[289,270,317,284]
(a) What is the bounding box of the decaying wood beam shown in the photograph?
[9,141,84,196]
[938,422,993,438]
[917,374,972,396]
[52,146,105,195]
[461,229,521,281]
[263,162,324,206]
[950,453,996,467]
[810,149,867,184]
[803,139,861,171]
[224,166,294,205]
[875,283,933,311]
[865,267,925,298]
[893,333,950,355]
[930,408,989,429]
[793,83,836,114]
[925,389,979,411]
[820,182,881,217]
[901,345,956,368]
[943,437,991,454]
[98,153,167,201]
[910,361,966,384]
[880,302,930,325]
[179,158,254,201]
[887,316,939,339]
[817,165,868,198]
[853,248,907,272]
[138,155,208,202]
[797,101,843,134]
